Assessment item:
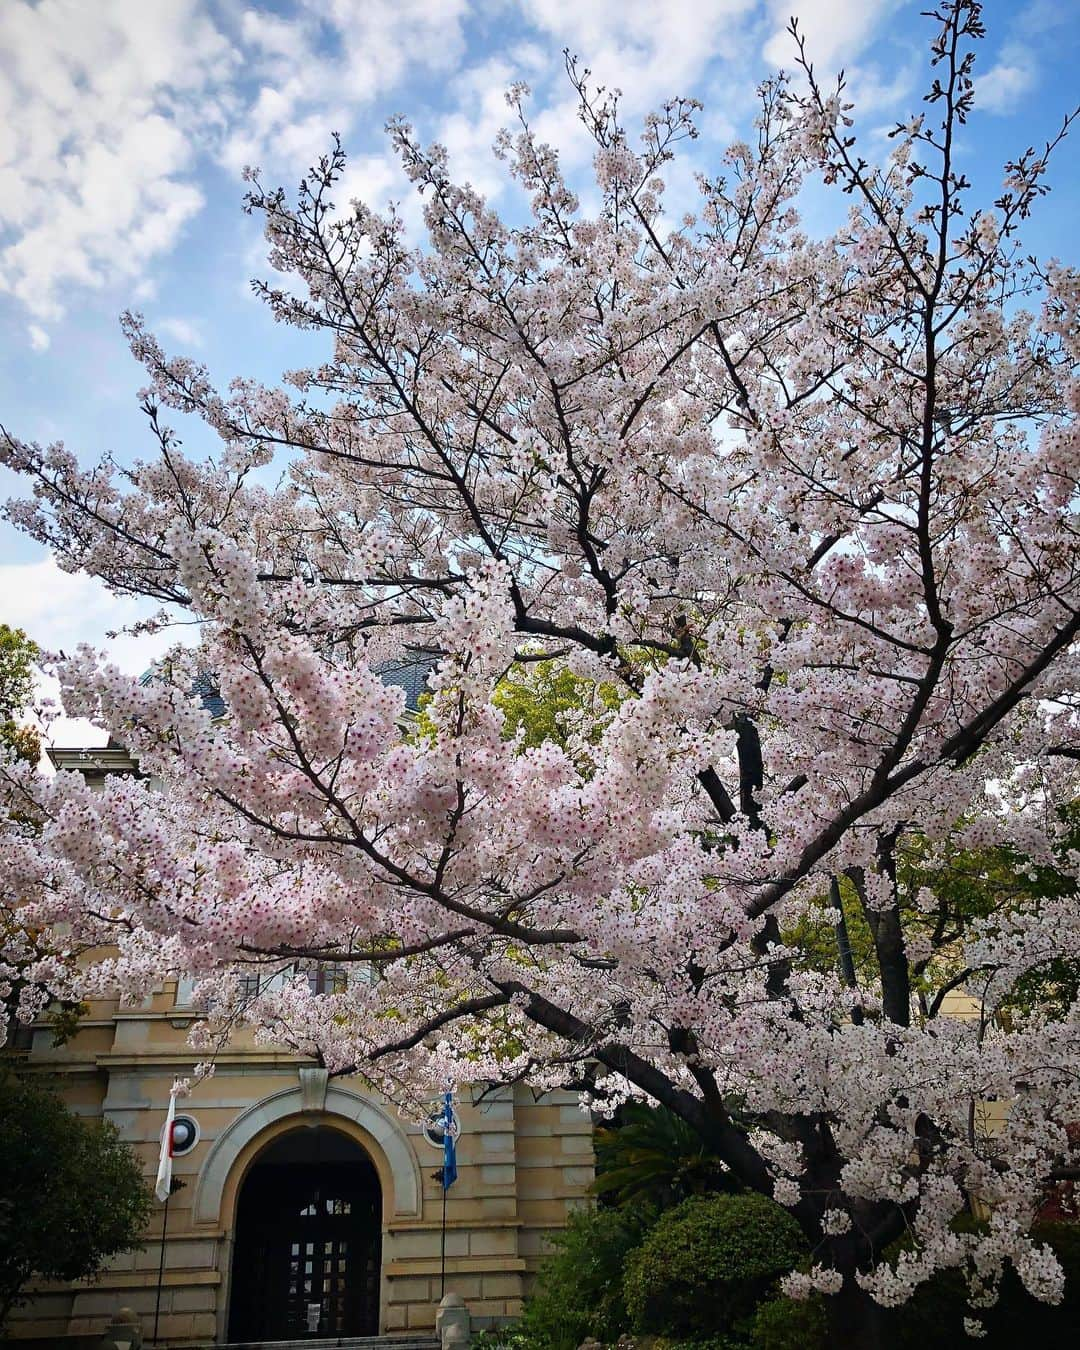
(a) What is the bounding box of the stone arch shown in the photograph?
[192,1081,421,1226]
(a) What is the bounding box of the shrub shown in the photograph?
[745,1220,1080,1349]
[472,1327,538,1350]
[653,1338,743,1350]
[623,1193,806,1340]
[521,1199,659,1350]
[641,1218,1080,1350]
[749,1295,827,1350]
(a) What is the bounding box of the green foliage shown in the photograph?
[44,1001,91,1048]
[593,1102,737,1209]
[653,1337,744,1350]
[900,831,1080,1019]
[412,658,624,767]
[0,1073,152,1323]
[0,624,39,764]
[741,1220,1080,1349]
[472,1326,538,1350]
[748,1296,827,1350]
[515,1203,1080,1350]
[521,1200,659,1350]
[785,825,1080,1024]
[623,1193,806,1340]
[493,660,623,756]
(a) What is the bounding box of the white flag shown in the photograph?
[155,1089,177,1203]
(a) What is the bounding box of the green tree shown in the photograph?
[593,1101,738,1209]
[0,1072,151,1326]
[493,660,1080,1039]
[493,659,624,759]
[0,625,40,765]
[413,657,625,769]
[785,821,1080,1026]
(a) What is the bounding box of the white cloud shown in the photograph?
[763,0,902,73]
[0,0,965,340]
[977,44,1037,114]
[34,671,107,752]
[435,59,525,200]
[523,0,756,113]
[27,325,49,353]
[0,0,898,337]
[0,1,237,321]
[843,58,919,119]
[508,0,906,201]
[0,556,183,747]
[156,316,205,349]
[132,278,160,303]
[220,0,471,176]
[0,0,480,329]
[0,556,179,673]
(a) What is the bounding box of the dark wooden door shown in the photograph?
[229,1154,381,1341]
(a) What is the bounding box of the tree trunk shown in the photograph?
[827,1279,889,1350]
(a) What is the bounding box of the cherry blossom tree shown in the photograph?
[2,2,1079,1342]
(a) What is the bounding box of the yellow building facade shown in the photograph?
[6,743,594,1346]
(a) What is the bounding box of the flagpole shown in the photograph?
[440,1167,448,1300]
[439,1087,457,1300]
[153,1083,181,1345]
[153,1187,170,1345]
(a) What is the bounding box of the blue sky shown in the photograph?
[0,0,1078,703]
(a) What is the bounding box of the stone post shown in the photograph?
[97,1306,143,1350]
[436,1290,472,1350]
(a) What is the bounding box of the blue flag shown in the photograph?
[441,1090,457,1189]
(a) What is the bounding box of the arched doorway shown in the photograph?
[228,1127,382,1342]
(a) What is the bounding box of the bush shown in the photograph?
[623,1193,806,1340]
[472,1328,537,1350]
[653,1338,743,1350]
[744,1220,1080,1350]
[521,1199,659,1350]
[749,1295,827,1350]
[743,1220,1080,1349]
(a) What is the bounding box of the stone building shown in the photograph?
[6,685,594,1345]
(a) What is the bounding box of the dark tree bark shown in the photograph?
[827,1276,890,1350]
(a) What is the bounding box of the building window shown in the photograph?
[305,963,349,996]
[238,971,264,999]
[232,962,354,1001]
[176,960,368,1009]
[175,975,198,1007]
[4,1013,34,1052]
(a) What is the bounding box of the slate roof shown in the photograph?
[139,651,437,719]
[190,671,227,719]
[138,668,226,719]
[372,652,438,713]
